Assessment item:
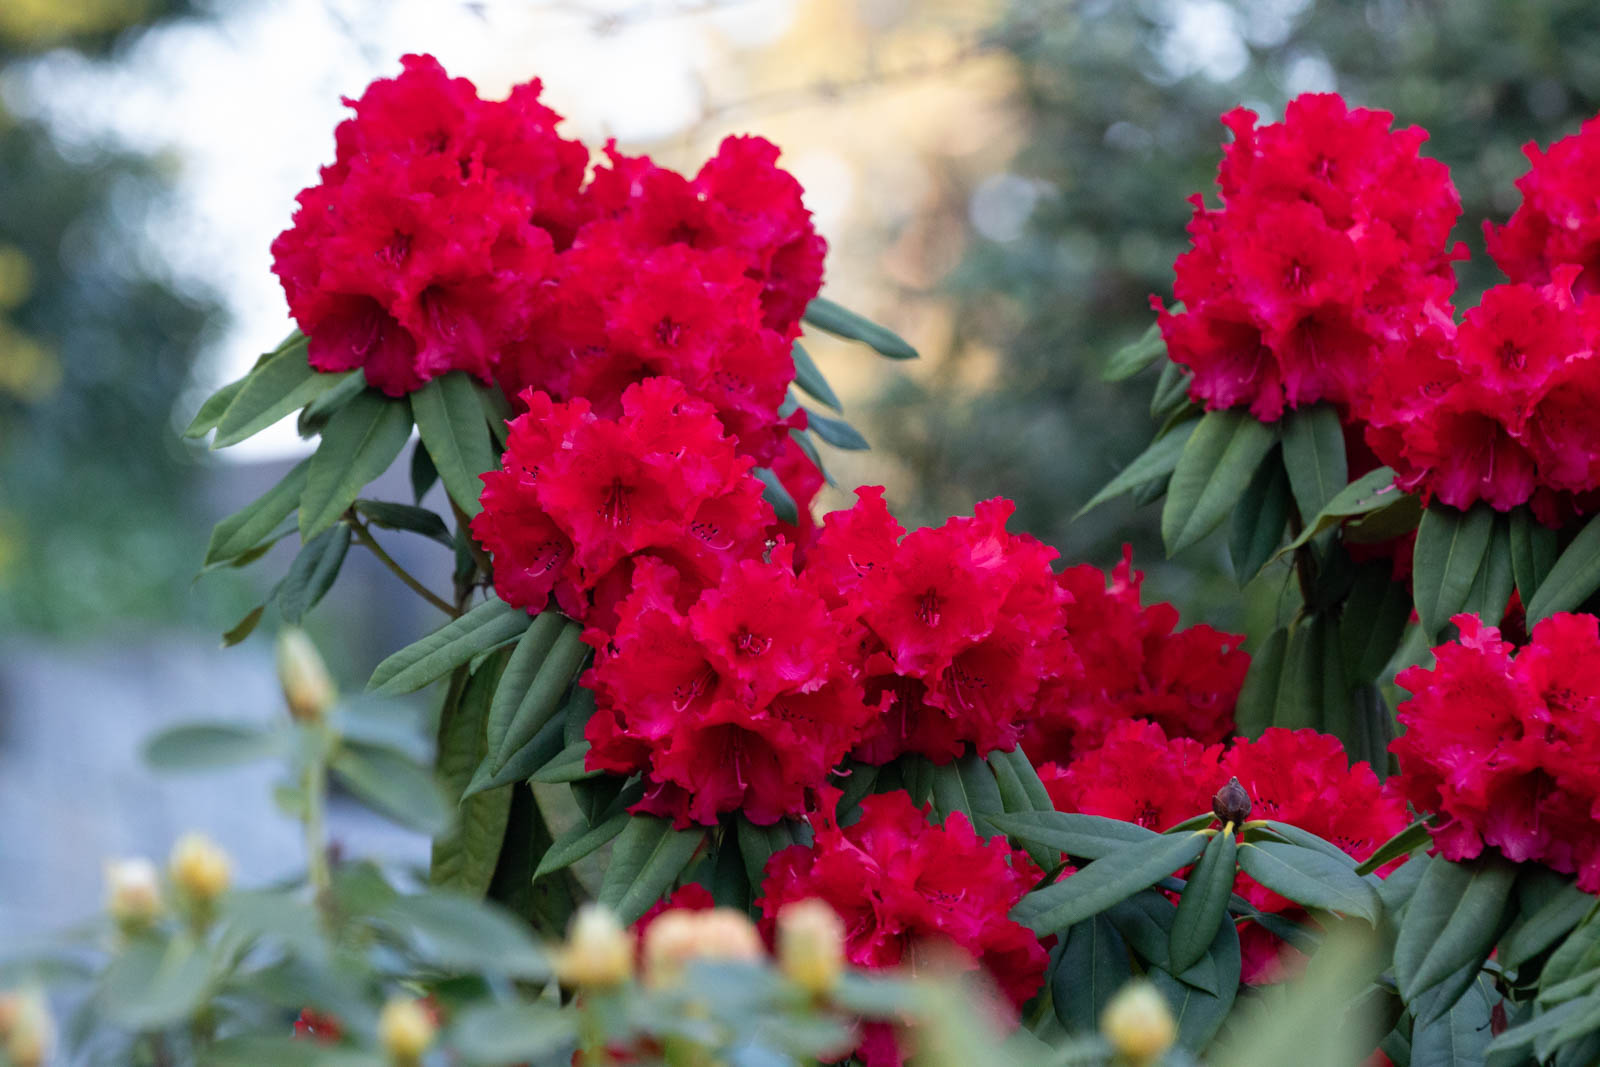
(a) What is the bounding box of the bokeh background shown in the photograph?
[3,0,1600,932]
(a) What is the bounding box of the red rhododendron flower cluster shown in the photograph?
[471,378,771,626]
[1392,613,1600,890]
[1042,721,1408,982]
[1157,93,1463,421]
[758,792,1046,1066]
[801,488,1078,765]
[583,549,877,827]
[1486,115,1600,295]
[274,55,824,466]
[1361,267,1600,515]
[1022,547,1247,763]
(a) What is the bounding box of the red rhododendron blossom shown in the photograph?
[1487,115,1600,296]
[758,792,1046,1067]
[1392,612,1600,890]
[471,378,772,626]
[273,54,582,395]
[583,548,877,828]
[1047,721,1407,983]
[1158,93,1463,421]
[1023,546,1247,763]
[804,490,1078,765]
[292,1008,342,1044]
[1362,268,1600,515]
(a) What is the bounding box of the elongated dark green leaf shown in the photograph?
[805,409,870,450]
[803,296,918,360]
[530,740,595,783]
[988,754,1054,868]
[1274,618,1332,731]
[1462,513,1514,627]
[1340,562,1414,684]
[790,341,842,411]
[411,371,499,517]
[332,742,452,834]
[214,337,354,448]
[736,817,810,892]
[930,752,1005,836]
[1281,404,1348,523]
[1413,503,1496,637]
[1509,505,1559,607]
[1150,914,1240,1050]
[144,721,284,772]
[596,816,708,924]
[1231,447,1292,583]
[354,499,452,547]
[381,893,547,978]
[184,377,247,438]
[1486,996,1597,1062]
[296,366,368,438]
[754,466,799,525]
[222,603,266,647]
[1354,820,1431,876]
[996,746,1055,812]
[1411,974,1494,1065]
[1234,627,1287,739]
[1236,840,1380,922]
[1054,915,1131,1034]
[1278,466,1407,554]
[1171,828,1238,973]
[484,613,566,762]
[1500,879,1594,972]
[431,651,513,896]
[987,810,1159,861]
[462,709,567,798]
[367,596,531,694]
[534,808,630,881]
[1150,360,1192,422]
[1077,421,1197,519]
[300,392,413,540]
[1103,314,1172,382]
[99,937,217,1029]
[490,618,588,772]
[1527,509,1600,625]
[410,440,439,503]
[1162,410,1278,554]
[449,1003,575,1064]
[1012,831,1209,935]
[276,524,351,624]
[788,427,833,487]
[1395,853,1517,1007]
[1328,682,1394,781]
[204,458,311,567]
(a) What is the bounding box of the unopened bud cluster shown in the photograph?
[554,905,635,989]
[378,996,436,1064]
[0,989,54,1067]
[276,627,337,722]
[776,898,845,995]
[1101,980,1176,1064]
[643,906,763,988]
[104,857,162,928]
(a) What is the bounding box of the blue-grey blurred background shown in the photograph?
[3,0,1600,932]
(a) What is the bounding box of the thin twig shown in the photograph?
[347,514,457,616]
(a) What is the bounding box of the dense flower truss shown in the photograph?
[583,549,878,827]
[274,55,825,465]
[1392,613,1600,891]
[272,54,579,395]
[1487,115,1600,295]
[1361,268,1600,516]
[759,792,1046,1066]
[471,378,772,627]
[801,489,1078,765]
[1157,92,1463,421]
[1042,721,1408,983]
[1022,547,1247,764]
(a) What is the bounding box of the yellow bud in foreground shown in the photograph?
[777,898,845,995]
[0,989,54,1067]
[104,857,162,926]
[1101,980,1176,1064]
[276,627,337,722]
[643,906,763,988]
[169,832,232,902]
[378,997,436,1063]
[554,905,634,989]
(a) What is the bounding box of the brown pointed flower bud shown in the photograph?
[1212,776,1252,825]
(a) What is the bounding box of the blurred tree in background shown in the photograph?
[0,0,219,634]
[878,0,1600,629]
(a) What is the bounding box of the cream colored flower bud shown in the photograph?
[777,898,845,995]
[276,627,337,722]
[643,907,763,988]
[169,832,232,902]
[554,905,634,989]
[105,857,162,926]
[0,989,54,1067]
[378,996,436,1064]
[1101,980,1176,1064]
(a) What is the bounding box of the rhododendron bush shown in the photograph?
[20,58,1600,1067]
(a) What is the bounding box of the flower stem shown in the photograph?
[304,733,332,923]
[347,514,457,616]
